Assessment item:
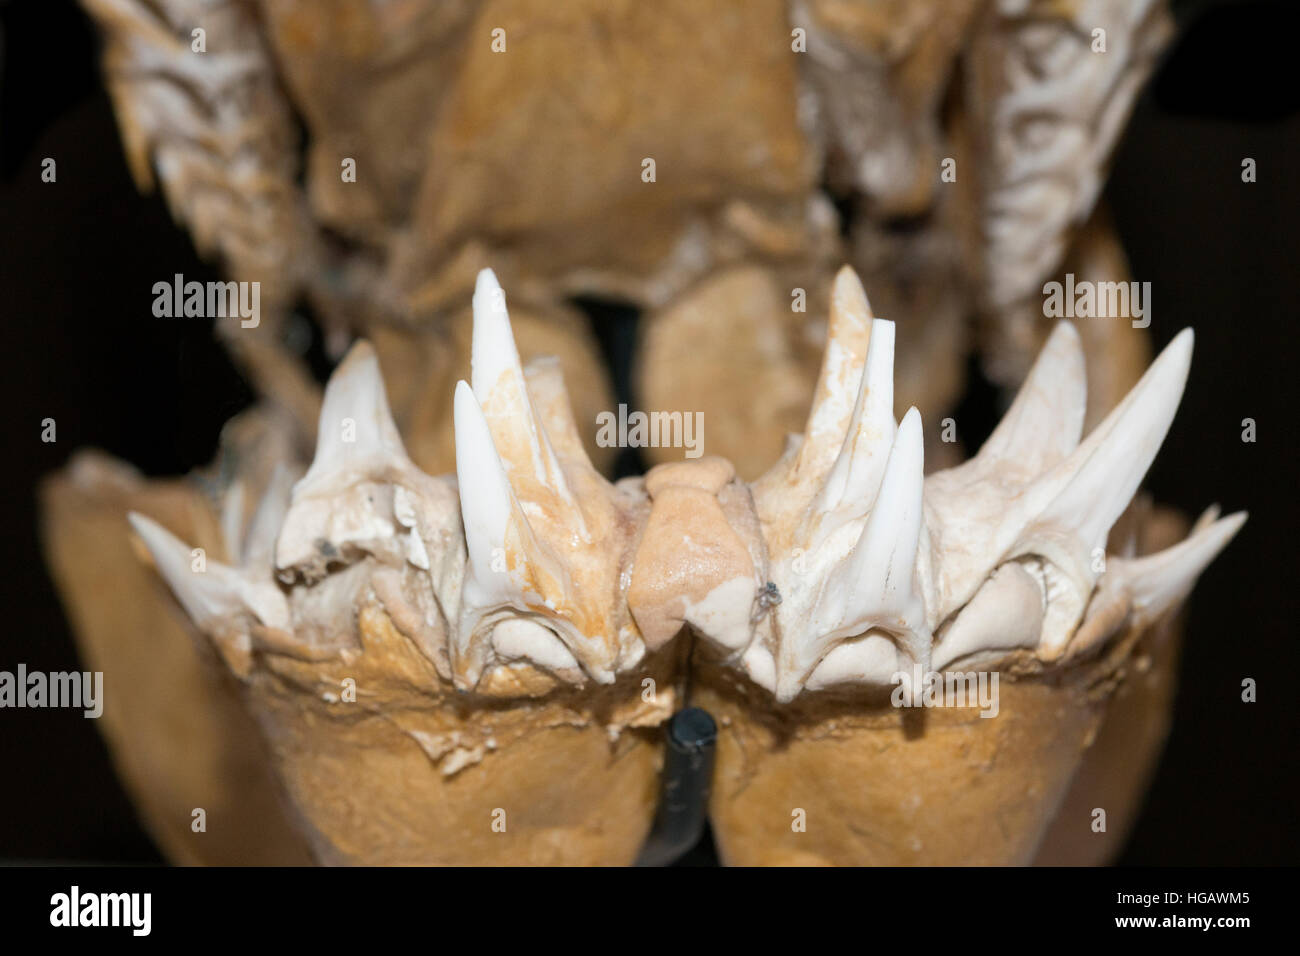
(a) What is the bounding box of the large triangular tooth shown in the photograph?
[1110,510,1246,624]
[774,407,928,701]
[471,268,572,505]
[276,340,422,575]
[296,339,414,494]
[814,318,897,529]
[129,512,289,633]
[792,266,875,479]
[1011,329,1195,574]
[977,320,1086,474]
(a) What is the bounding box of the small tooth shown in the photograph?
[298,340,412,492]
[471,268,569,499]
[977,321,1086,474]
[453,380,523,607]
[817,318,897,520]
[128,512,288,631]
[1113,511,1246,622]
[1023,328,1194,557]
[795,266,874,477]
[243,465,297,571]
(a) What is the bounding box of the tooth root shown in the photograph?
[128,512,288,632]
[978,321,1086,472]
[817,318,897,517]
[298,339,413,492]
[795,266,875,476]
[471,268,571,501]
[523,356,591,467]
[1023,328,1194,556]
[1114,511,1246,622]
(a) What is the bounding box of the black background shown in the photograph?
[0,0,1296,865]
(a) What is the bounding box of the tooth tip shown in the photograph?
[475,267,501,295]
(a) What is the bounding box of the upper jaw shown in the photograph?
[131,266,1244,703]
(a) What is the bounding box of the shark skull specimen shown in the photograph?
[124,268,1242,865]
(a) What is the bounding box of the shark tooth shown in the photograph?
[471,268,575,513]
[276,340,437,579]
[129,512,289,633]
[776,407,928,702]
[1100,509,1246,630]
[453,276,650,690]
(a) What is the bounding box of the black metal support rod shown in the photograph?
[635,707,717,867]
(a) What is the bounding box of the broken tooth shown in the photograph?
[128,511,288,633]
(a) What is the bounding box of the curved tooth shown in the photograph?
[128,512,288,633]
[793,266,875,478]
[1108,510,1246,625]
[471,268,572,509]
[1015,328,1194,565]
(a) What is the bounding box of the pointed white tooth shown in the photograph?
[776,407,927,700]
[243,464,297,571]
[795,266,875,476]
[471,268,569,498]
[298,340,412,492]
[453,380,520,607]
[842,406,926,634]
[1025,328,1194,556]
[977,321,1086,473]
[1113,511,1245,622]
[128,512,288,631]
[816,319,897,521]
